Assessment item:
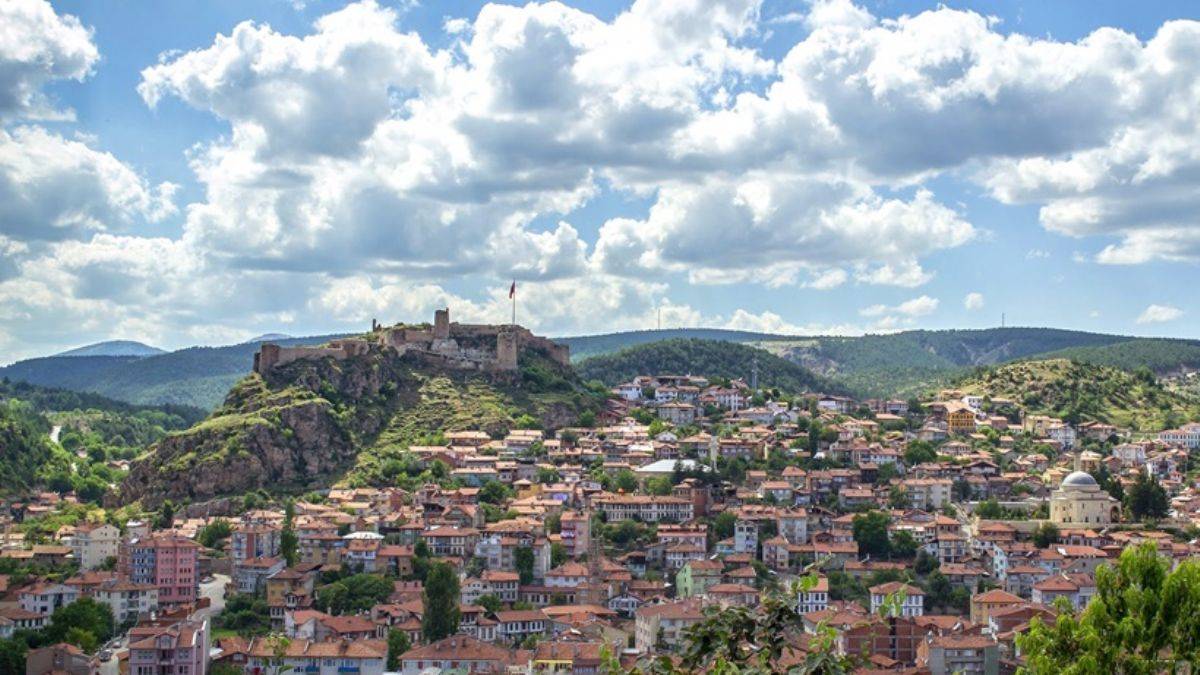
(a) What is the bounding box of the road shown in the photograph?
[195,573,231,622]
[95,574,229,675]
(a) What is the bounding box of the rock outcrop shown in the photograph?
[118,337,594,507]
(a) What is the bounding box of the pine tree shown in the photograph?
[422,562,460,642]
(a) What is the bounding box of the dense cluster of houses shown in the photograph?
[10,372,1200,675]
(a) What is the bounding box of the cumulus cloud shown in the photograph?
[1137,304,1183,324]
[8,0,1200,354]
[0,0,98,120]
[0,127,177,242]
[964,292,985,310]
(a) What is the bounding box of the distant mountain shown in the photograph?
[243,333,292,343]
[55,340,164,358]
[0,334,350,410]
[576,338,849,395]
[560,328,788,360]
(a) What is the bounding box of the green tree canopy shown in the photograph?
[422,561,461,642]
[1018,542,1200,673]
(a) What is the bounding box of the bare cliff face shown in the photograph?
[118,343,595,507]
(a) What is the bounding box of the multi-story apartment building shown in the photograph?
[95,579,159,624]
[558,510,590,558]
[127,618,209,675]
[70,523,119,570]
[231,523,281,563]
[119,535,200,608]
[19,583,78,616]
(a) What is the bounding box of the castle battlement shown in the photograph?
[253,309,569,375]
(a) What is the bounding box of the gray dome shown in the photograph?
[1060,471,1098,489]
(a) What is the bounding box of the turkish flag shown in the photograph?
[509,280,516,299]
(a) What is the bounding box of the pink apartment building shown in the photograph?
[119,535,201,608]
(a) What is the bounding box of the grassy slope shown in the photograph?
[955,359,1200,432]
[575,338,848,395]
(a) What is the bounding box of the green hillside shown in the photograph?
[956,359,1200,432]
[560,328,785,360]
[575,338,847,394]
[1035,338,1200,374]
[0,381,198,499]
[754,327,1131,396]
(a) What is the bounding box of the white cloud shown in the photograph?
[0,126,177,242]
[1136,304,1183,324]
[860,294,939,318]
[0,0,98,120]
[964,292,985,310]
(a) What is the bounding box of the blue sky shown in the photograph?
[1,0,1199,359]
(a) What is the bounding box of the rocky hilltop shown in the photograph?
[119,323,595,507]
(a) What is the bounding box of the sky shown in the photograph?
[2,0,1200,361]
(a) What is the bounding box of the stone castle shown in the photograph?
[252,308,570,375]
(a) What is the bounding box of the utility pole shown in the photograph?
[657,306,662,331]
[1001,312,1006,328]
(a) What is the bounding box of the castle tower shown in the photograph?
[496,330,519,371]
[433,308,450,340]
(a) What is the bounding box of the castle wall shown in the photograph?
[254,309,567,375]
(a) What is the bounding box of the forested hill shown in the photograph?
[0,334,349,410]
[0,381,201,498]
[753,327,1139,396]
[560,328,786,360]
[575,338,849,395]
[1034,338,1200,374]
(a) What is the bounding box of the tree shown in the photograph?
[422,562,461,642]
[550,542,568,568]
[514,546,535,584]
[1018,542,1200,673]
[476,594,502,614]
[316,574,392,615]
[479,480,511,505]
[851,511,891,559]
[1032,522,1060,549]
[712,511,737,541]
[903,441,937,466]
[281,500,298,567]
[198,519,233,549]
[887,485,909,510]
[890,530,918,559]
[155,499,175,530]
[45,598,115,644]
[1125,472,1169,521]
[64,627,98,653]
[645,477,673,496]
[0,639,27,673]
[386,628,411,670]
[613,470,638,493]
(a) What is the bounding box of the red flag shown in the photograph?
[509,280,516,299]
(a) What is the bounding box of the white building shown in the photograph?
[70,523,119,571]
[869,582,925,617]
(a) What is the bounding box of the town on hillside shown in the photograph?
[3,362,1200,674]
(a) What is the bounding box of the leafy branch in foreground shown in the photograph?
[1017,542,1200,673]
[603,574,856,675]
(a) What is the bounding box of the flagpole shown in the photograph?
[511,280,516,326]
